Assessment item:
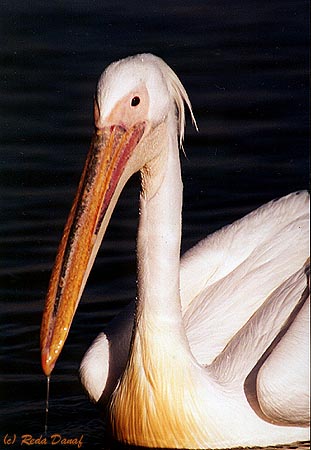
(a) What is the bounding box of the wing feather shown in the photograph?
[256,274,310,425]
[182,191,309,365]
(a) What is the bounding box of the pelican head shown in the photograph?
[40,53,195,376]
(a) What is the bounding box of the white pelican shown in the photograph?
[41,53,310,449]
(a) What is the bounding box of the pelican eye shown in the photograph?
[131,96,140,107]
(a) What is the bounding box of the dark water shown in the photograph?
[0,1,309,448]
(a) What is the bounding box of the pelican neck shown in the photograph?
[136,127,183,323]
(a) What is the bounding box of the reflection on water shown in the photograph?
[0,0,309,448]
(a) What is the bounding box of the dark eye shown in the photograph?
[131,96,140,107]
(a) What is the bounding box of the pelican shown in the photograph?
[41,54,310,449]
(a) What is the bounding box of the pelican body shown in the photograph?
[41,54,310,448]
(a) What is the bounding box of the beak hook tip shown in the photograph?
[41,348,54,377]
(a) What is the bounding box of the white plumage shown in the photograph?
[41,54,310,449]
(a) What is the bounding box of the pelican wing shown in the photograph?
[256,288,310,425]
[209,259,309,424]
[181,191,309,365]
[80,302,135,403]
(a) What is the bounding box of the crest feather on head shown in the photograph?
[153,55,198,148]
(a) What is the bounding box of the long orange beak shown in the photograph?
[40,122,145,376]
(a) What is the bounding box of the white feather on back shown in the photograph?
[182,191,309,365]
